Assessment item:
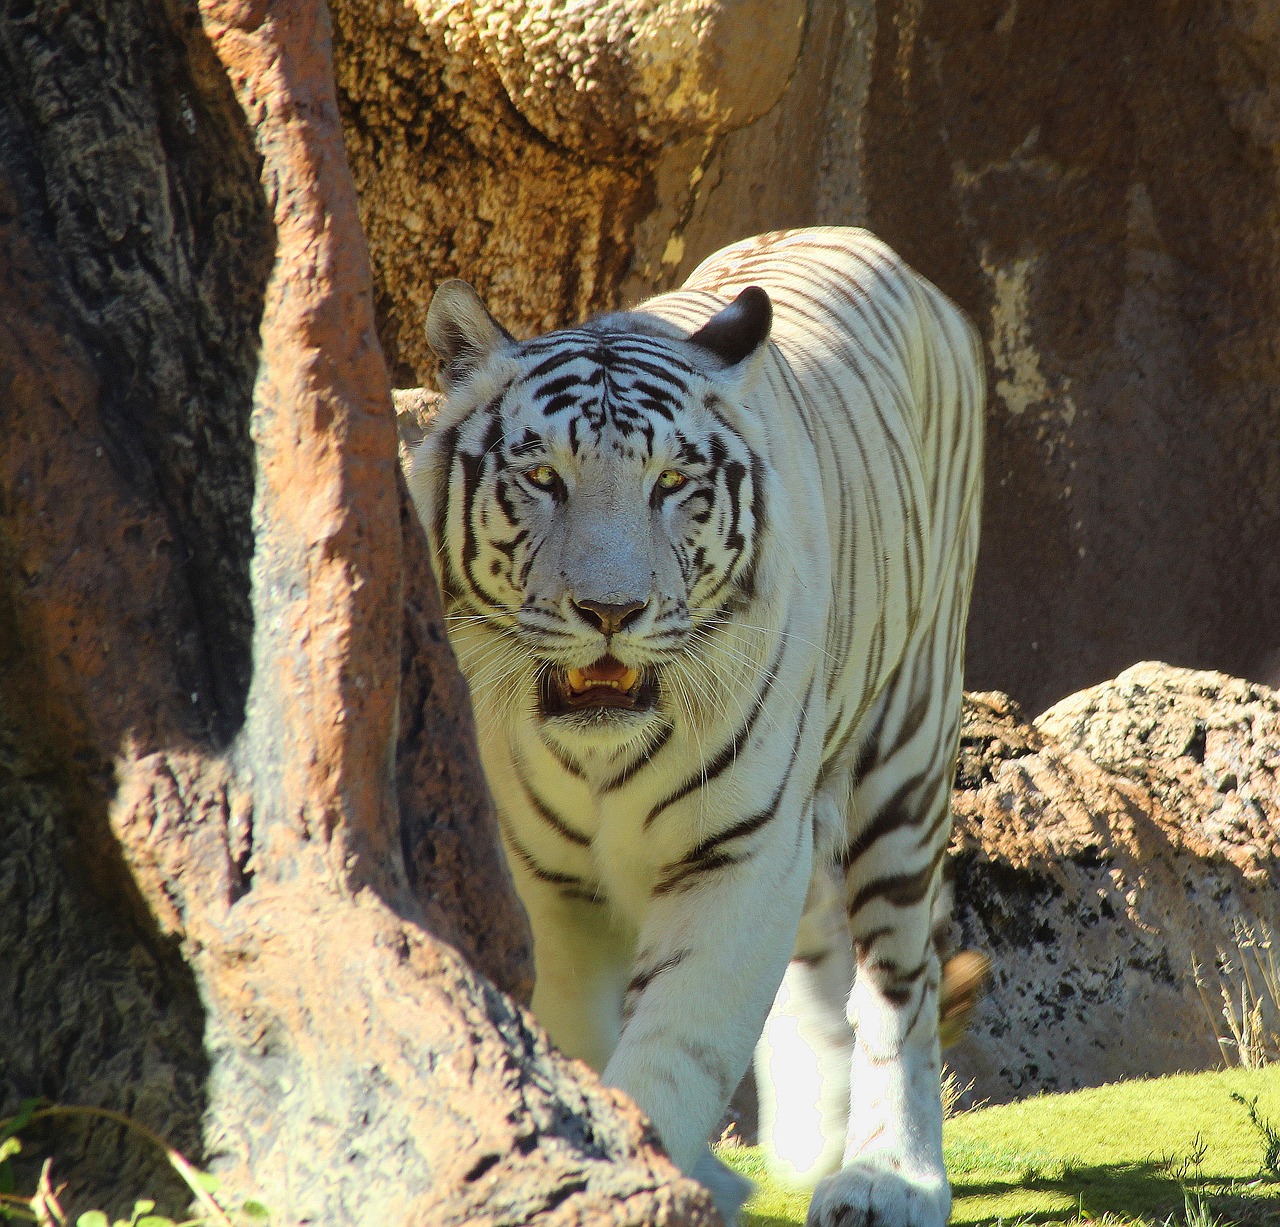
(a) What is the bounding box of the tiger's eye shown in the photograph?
[658,469,688,491]
[526,464,559,490]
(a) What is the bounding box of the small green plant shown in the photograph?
[1230,1092,1280,1180]
[1168,1187,1236,1227]
[0,1102,269,1227]
[1148,1135,1230,1227]
[1158,1133,1209,1184]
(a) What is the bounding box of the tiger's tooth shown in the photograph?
[564,665,641,695]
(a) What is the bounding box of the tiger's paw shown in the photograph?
[804,1160,949,1227]
[692,1146,755,1226]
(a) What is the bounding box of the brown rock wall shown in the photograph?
[330,0,646,383]
[856,0,1280,712]
[329,0,805,383]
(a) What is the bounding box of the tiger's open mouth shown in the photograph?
[540,655,658,717]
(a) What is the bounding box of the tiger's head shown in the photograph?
[409,282,775,749]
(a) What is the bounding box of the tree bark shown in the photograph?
[0,2,713,1223]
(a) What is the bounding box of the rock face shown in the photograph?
[857,0,1280,715]
[947,663,1280,1105]
[335,0,1280,715]
[328,0,807,383]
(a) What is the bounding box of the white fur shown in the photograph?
[410,228,984,1227]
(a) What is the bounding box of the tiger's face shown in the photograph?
[412,283,774,746]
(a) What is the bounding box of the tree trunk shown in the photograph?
[0,2,713,1223]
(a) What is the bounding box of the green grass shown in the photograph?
[718,1066,1280,1227]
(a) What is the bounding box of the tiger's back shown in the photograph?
[647,229,984,837]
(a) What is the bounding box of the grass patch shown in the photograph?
[717,1066,1280,1227]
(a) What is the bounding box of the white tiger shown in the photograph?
[408,228,985,1226]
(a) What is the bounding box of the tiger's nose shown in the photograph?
[570,597,649,635]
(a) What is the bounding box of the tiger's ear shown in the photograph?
[426,280,515,391]
[687,286,772,372]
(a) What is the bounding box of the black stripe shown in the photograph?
[607,354,696,386]
[510,745,591,845]
[458,411,503,595]
[643,635,787,829]
[517,535,545,588]
[560,885,605,905]
[509,429,543,458]
[626,950,689,997]
[872,955,928,1006]
[500,818,589,889]
[653,701,812,895]
[542,391,583,416]
[531,371,585,402]
[522,348,581,382]
[652,850,739,896]
[736,447,768,602]
[490,527,527,562]
[523,779,590,847]
[853,925,895,960]
[539,732,586,778]
[847,840,947,916]
[898,968,936,1040]
[600,721,674,792]
[432,423,460,594]
[838,779,929,870]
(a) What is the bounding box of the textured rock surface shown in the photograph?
[947,663,1280,1105]
[0,2,712,1223]
[337,0,1280,714]
[329,0,806,384]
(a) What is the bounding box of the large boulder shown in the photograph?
[328,0,808,383]
[948,662,1280,1105]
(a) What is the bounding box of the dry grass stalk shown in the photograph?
[1192,919,1280,1069]
[31,1160,67,1227]
[942,1065,986,1118]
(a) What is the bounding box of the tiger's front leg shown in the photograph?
[806,870,948,1227]
[601,802,816,1225]
[525,892,632,1075]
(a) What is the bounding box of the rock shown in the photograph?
[1038,662,1280,882]
[392,386,442,470]
[0,6,710,1221]
[328,0,808,386]
[465,0,806,160]
[947,663,1280,1106]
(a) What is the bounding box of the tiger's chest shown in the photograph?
[478,704,763,925]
